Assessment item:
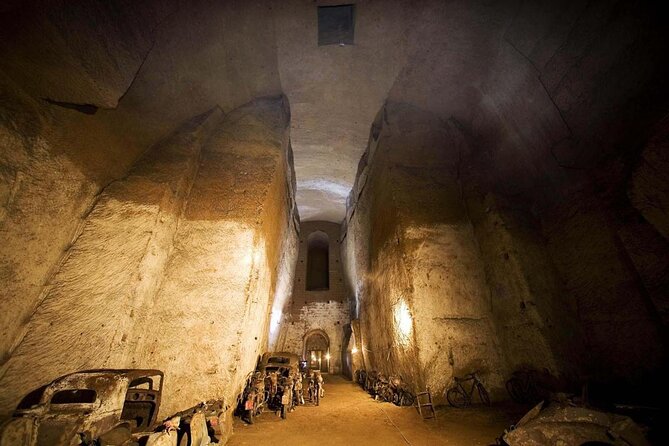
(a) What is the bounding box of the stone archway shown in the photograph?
[303,329,330,373]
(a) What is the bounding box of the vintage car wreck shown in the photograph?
[500,400,650,446]
[0,369,164,446]
[259,352,300,376]
[239,352,301,422]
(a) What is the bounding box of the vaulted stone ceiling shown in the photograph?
[3,0,667,224]
[274,0,405,222]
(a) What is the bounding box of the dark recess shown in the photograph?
[318,4,355,46]
[43,98,99,115]
[306,231,330,291]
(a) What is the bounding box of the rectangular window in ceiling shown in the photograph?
[318,4,355,46]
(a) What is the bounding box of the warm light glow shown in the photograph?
[325,353,331,360]
[394,299,413,346]
[351,347,358,354]
[311,354,316,361]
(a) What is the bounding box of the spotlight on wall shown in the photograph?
[325,353,331,360]
[351,347,358,354]
[394,298,413,346]
[270,309,282,326]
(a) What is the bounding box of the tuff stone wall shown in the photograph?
[343,101,668,403]
[0,0,284,371]
[465,191,585,378]
[0,73,100,365]
[630,115,669,243]
[291,222,347,307]
[279,301,349,374]
[542,191,667,386]
[342,106,510,400]
[277,221,350,373]
[339,0,669,402]
[0,97,298,420]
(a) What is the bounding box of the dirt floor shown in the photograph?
[227,375,526,446]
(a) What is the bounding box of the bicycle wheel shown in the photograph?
[401,391,415,407]
[505,377,525,403]
[446,387,469,408]
[382,387,393,402]
[477,383,491,406]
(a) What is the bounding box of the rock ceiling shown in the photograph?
[274,0,406,222]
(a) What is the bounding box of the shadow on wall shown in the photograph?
[0,96,297,419]
[306,230,329,291]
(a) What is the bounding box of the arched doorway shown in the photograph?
[303,329,330,373]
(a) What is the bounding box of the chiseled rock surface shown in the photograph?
[0,0,172,108]
[475,197,584,375]
[0,108,220,414]
[342,105,508,401]
[0,0,286,370]
[133,97,298,417]
[630,116,669,242]
[0,97,298,420]
[0,74,99,364]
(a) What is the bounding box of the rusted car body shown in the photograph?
[259,352,300,378]
[501,401,649,446]
[0,369,163,446]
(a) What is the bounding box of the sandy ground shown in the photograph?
[227,375,525,446]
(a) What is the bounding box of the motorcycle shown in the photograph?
[266,373,293,419]
[365,370,379,395]
[355,369,367,387]
[374,373,392,402]
[307,372,324,406]
[389,375,415,406]
[293,374,305,406]
[241,372,265,424]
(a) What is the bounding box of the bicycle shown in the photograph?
[446,372,491,408]
[505,368,553,404]
[389,376,415,407]
[374,374,392,402]
[356,369,367,388]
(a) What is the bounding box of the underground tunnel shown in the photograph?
[0,1,668,445]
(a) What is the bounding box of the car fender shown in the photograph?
[189,412,210,446]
